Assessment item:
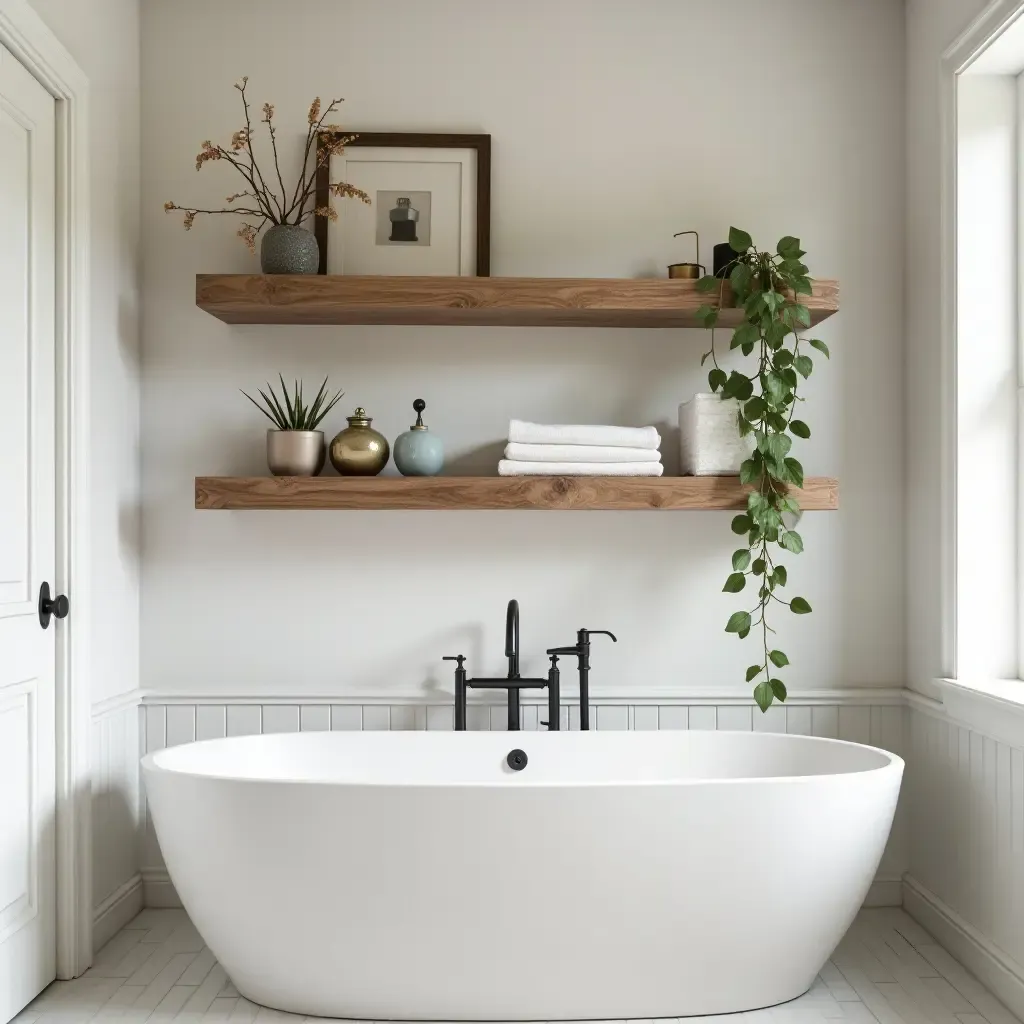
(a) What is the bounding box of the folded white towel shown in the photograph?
[498,460,664,477]
[508,419,661,451]
[504,442,662,464]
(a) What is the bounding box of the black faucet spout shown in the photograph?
[505,599,520,678]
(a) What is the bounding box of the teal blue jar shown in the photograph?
[393,399,444,477]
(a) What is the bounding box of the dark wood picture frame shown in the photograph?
[314,131,491,277]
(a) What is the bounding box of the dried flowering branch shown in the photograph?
[164,77,370,253]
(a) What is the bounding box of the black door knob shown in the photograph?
[38,582,70,630]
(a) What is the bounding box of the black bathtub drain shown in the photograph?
[506,748,528,771]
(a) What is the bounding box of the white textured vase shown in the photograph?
[679,393,754,475]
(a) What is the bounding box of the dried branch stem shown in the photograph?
[165,80,368,251]
[238,79,282,220]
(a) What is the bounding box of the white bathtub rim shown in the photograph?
[140,730,904,788]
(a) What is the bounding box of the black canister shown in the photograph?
[713,242,743,279]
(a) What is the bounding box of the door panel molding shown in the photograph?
[0,683,36,942]
[0,82,32,608]
[0,0,92,980]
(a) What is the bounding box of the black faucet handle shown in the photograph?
[443,654,467,668]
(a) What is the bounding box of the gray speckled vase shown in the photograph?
[260,224,320,274]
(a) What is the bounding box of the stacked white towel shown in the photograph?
[499,420,664,476]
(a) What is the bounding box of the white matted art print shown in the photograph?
[325,147,476,275]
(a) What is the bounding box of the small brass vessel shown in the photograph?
[667,229,706,280]
[329,407,390,476]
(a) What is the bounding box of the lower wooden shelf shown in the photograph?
[195,476,839,511]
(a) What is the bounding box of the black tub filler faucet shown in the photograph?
[443,600,617,731]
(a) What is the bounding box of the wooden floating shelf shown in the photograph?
[195,476,839,512]
[195,274,840,328]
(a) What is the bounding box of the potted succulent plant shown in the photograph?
[242,375,344,476]
[694,228,830,712]
[165,77,370,273]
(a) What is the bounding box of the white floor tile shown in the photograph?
[179,948,216,987]
[227,998,259,1023]
[922,979,975,1014]
[20,908,1023,1024]
[133,952,196,1010]
[88,944,155,981]
[821,962,861,1002]
[151,984,195,1015]
[205,996,239,1020]
[916,946,1021,1024]
[90,930,143,971]
[181,965,227,1013]
[96,985,145,1017]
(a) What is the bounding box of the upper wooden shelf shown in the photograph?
[195,476,839,512]
[195,274,840,328]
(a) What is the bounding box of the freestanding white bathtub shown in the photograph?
[142,730,902,1021]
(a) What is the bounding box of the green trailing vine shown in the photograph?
[694,228,830,712]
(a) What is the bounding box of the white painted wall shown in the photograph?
[27,0,142,707]
[140,0,906,702]
[905,701,1024,1018]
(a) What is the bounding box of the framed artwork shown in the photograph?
[315,132,491,277]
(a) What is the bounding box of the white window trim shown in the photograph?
[0,0,93,978]
[939,677,1024,747]
[937,0,1024,742]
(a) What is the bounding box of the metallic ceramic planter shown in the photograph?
[266,430,326,476]
[260,225,320,275]
[329,408,390,476]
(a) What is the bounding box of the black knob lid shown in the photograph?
[506,748,528,772]
[413,398,426,427]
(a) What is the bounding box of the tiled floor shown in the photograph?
[14,907,1022,1024]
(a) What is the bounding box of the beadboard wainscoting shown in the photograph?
[91,695,144,950]
[904,696,1024,1018]
[137,692,908,911]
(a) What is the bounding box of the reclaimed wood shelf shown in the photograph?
[195,476,839,512]
[195,274,840,328]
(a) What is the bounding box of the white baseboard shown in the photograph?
[93,874,143,950]
[141,869,181,908]
[864,876,903,908]
[903,875,1024,1019]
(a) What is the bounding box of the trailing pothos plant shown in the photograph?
[694,227,830,713]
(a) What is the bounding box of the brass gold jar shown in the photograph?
[329,407,390,476]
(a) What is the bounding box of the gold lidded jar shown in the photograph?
[329,407,390,476]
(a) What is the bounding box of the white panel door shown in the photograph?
[0,41,57,1023]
